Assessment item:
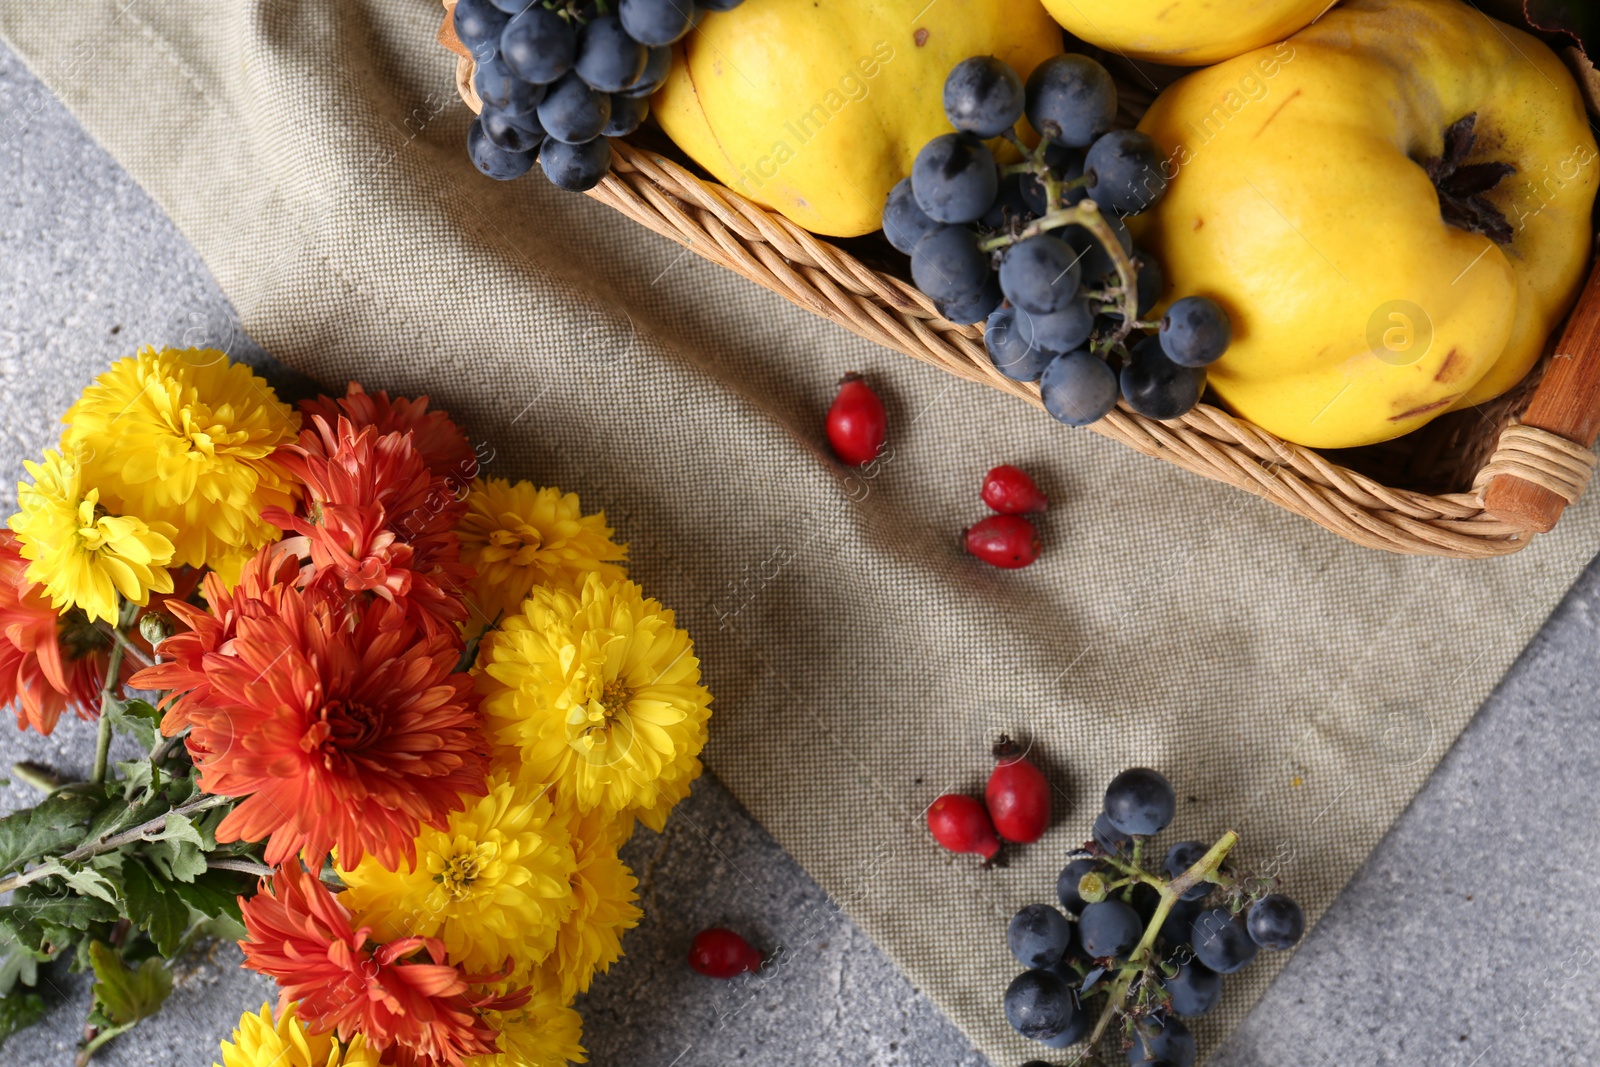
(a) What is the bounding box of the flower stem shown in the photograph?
[90,639,127,785]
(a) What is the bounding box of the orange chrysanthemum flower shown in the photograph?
[265,417,474,641]
[129,542,309,736]
[239,864,525,1067]
[186,584,486,870]
[299,384,478,489]
[0,530,109,734]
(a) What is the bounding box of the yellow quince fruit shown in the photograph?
[1130,0,1597,448]
[1041,0,1335,66]
[653,0,1062,237]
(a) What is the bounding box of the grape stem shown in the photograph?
[978,137,1146,357]
[1079,831,1241,1054]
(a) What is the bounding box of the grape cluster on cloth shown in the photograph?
[456,0,744,191]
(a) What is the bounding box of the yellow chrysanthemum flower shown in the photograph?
[8,449,176,623]
[457,478,627,623]
[476,574,711,829]
[338,771,578,977]
[60,347,299,573]
[547,803,641,1001]
[216,1002,379,1067]
[469,979,587,1067]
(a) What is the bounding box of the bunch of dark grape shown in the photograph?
[454,0,742,191]
[1003,768,1305,1065]
[884,55,1233,428]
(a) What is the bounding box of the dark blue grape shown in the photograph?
[1056,857,1105,914]
[619,0,695,46]
[575,16,647,92]
[1162,959,1221,1017]
[1130,883,1162,926]
[1190,907,1259,974]
[1064,215,1134,287]
[540,136,612,191]
[911,133,999,225]
[1093,811,1131,856]
[1009,904,1074,969]
[1078,899,1142,958]
[621,45,673,97]
[489,0,534,12]
[480,104,544,153]
[936,276,1002,325]
[884,178,939,254]
[468,118,534,180]
[454,0,511,57]
[1037,1004,1089,1048]
[986,308,1054,383]
[1158,898,1202,947]
[1017,299,1093,355]
[1047,144,1091,205]
[911,226,991,303]
[1134,251,1164,317]
[998,234,1081,315]
[1127,1017,1196,1067]
[537,72,612,144]
[1121,336,1205,421]
[1162,841,1211,902]
[1040,351,1117,427]
[1104,768,1176,836]
[1025,54,1117,148]
[1247,895,1305,950]
[1159,295,1232,367]
[1085,129,1167,215]
[474,54,545,116]
[501,6,577,84]
[943,56,1025,139]
[981,173,1037,229]
[603,93,649,137]
[1004,970,1077,1042]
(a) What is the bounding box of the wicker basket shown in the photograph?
[440,7,1600,558]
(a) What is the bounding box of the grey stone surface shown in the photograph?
[1,31,1598,1067]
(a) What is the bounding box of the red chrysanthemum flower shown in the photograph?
[129,542,309,736]
[300,383,478,490]
[239,863,525,1067]
[0,530,110,734]
[188,585,486,870]
[264,417,474,641]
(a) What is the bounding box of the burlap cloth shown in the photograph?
[3,3,1595,1063]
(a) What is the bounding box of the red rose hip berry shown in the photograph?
[985,736,1051,844]
[964,515,1041,569]
[981,465,1048,515]
[927,794,1001,860]
[826,373,887,466]
[688,927,763,979]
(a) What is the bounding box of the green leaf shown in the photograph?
[0,990,47,1049]
[118,861,188,957]
[3,883,119,932]
[164,867,248,924]
[51,864,118,906]
[88,942,170,1026]
[143,814,208,883]
[0,791,100,876]
[0,941,42,997]
[105,698,158,751]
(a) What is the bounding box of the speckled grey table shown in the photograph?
[1,39,1596,1067]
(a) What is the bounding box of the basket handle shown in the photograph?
[1481,258,1600,533]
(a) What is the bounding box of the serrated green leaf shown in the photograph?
[0,915,42,957]
[115,760,156,801]
[118,861,188,957]
[0,990,47,1049]
[0,792,100,876]
[3,883,119,932]
[143,814,208,884]
[164,867,248,924]
[88,942,169,1026]
[55,866,118,906]
[105,699,158,751]
[0,940,43,997]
